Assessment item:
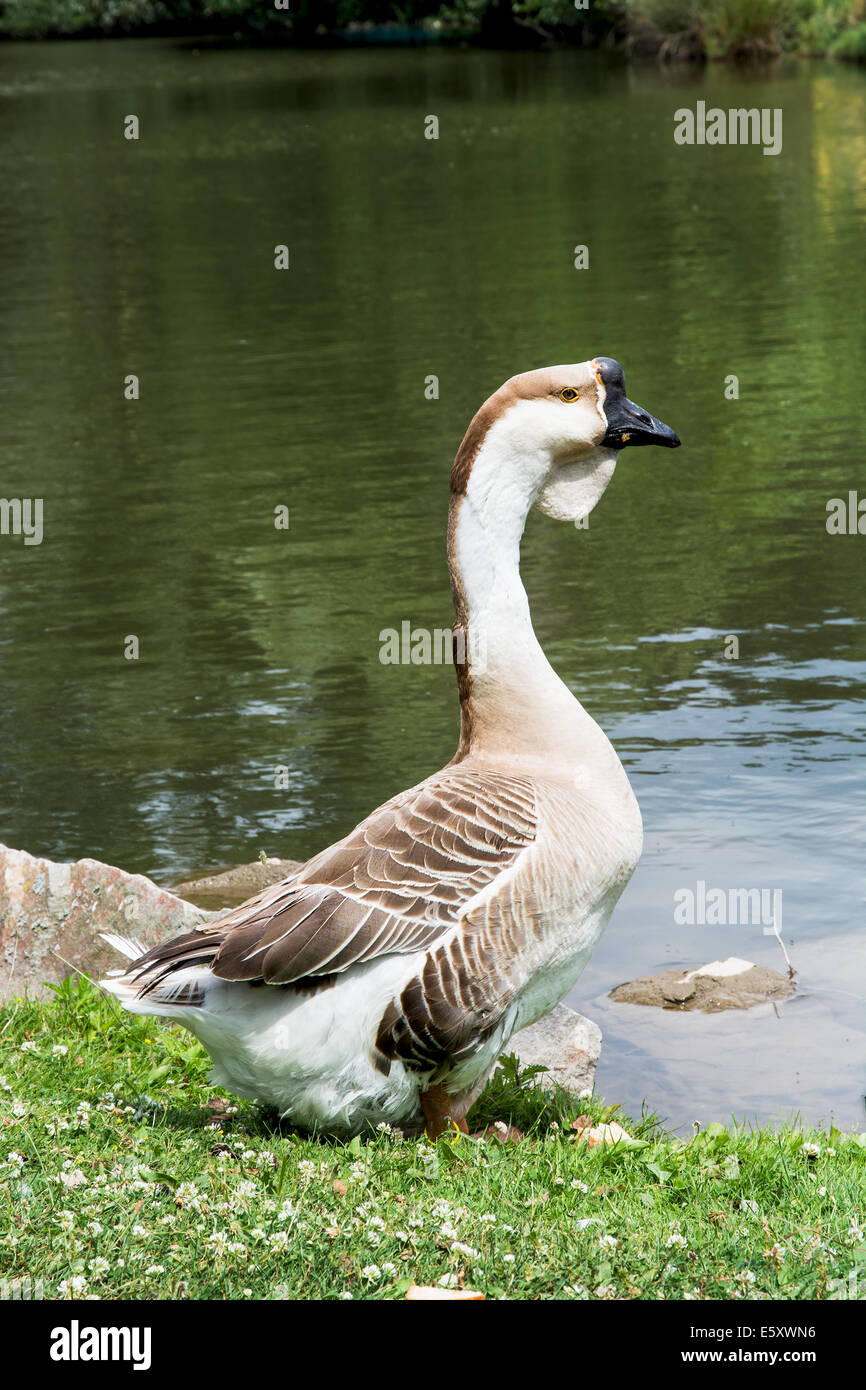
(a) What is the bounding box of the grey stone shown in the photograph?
[172,858,302,911]
[0,843,215,1002]
[610,958,795,1013]
[508,1003,602,1095]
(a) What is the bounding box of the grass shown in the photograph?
[0,977,863,1301]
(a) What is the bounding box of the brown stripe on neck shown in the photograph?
[450,382,517,496]
[447,493,474,762]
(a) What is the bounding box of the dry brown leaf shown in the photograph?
[575,1121,632,1148]
[406,1284,485,1301]
[332,1179,348,1198]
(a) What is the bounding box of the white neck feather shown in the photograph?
[449,428,619,772]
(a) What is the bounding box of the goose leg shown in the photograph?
[421,1083,469,1139]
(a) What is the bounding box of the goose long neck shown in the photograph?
[447,456,599,767]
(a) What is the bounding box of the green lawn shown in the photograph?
[1,978,863,1301]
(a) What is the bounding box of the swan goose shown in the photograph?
[102,357,680,1137]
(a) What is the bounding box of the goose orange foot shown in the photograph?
[420,1085,523,1142]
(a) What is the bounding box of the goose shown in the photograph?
[101,356,680,1138]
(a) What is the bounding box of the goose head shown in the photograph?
[452,356,680,527]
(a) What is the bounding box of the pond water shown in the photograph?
[1,38,863,1132]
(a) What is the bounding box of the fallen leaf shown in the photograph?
[477,1124,524,1143]
[406,1284,485,1301]
[333,1179,348,1198]
[575,1121,632,1148]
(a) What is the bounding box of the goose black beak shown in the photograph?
[592,355,681,451]
[602,397,681,450]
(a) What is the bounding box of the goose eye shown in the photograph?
[559,388,579,402]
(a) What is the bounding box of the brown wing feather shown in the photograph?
[129,769,537,1002]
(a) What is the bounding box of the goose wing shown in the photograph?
[130,768,537,999]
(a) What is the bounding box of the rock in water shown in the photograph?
[609,957,795,1012]
[509,1003,602,1094]
[172,858,301,911]
[0,843,214,1002]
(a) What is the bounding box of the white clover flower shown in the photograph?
[269,1231,289,1251]
[738,1269,757,1285]
[479,1213,496,1226]
[11,1101,26,1118]
[207,1231,229,1253]
[394,1230,409,1243]
[578,1088,593,1100]
[439,1222,459,1241]
[297,1160,316,1179]
[665,1232,687,1248]
[381,1261,397,1276]
[86,1221,103,1237]
[250,1228,267,1241]
[57,1210,75,1232]
[826,1147,836,1157]
[59,1169,87,1189]
[89,1257,110,1277]
[801,1142,821,1158]
[376,1122,392,1135]
[595,1284,616,1299]
[52,1045,69,1058]
[437,1273,458,1289]
[226,1243,247,1257]
[58,1275,89,1297]
[600,1234,619,1251]
[494,1121,508,1135]
[234,1180,258,1199]
[450,1242,478,1260]
[7,1151,25,1167]
[570,1179,589,1193]
[554,1177,565,1186]
[20,1041,37,1054]
[502,1253,515,1264]
[339,1292,353,1300]
[361,1264,381,1281]
[567,1283,589,1298]
[145,1264,165,1276]
[366,1215,385,1232]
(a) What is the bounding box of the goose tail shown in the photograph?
[99,932,211,1017]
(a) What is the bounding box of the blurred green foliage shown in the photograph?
[1,0,864,59]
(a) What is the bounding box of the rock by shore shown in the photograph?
[0,843,214,1002]
[510,1003,601,1095]
[172,858,301,911]
[609,957,795,1012]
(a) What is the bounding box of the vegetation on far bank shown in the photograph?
[1,977,863,1301]
[2,0,866,62]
